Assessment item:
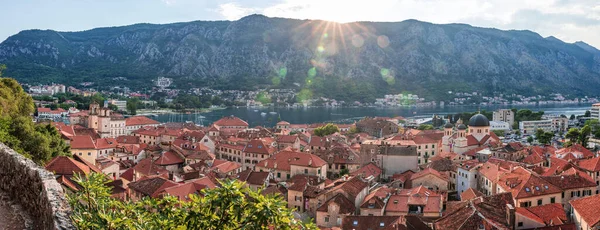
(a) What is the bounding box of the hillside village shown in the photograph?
[43,102,600,230]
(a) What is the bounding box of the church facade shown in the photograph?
[442,114,500,154]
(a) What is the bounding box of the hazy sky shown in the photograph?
[1,0,600,48]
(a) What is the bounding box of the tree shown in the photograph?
[537,131,554,145]
[418,124,434,130]
[527,136,534,144]
[0,66,69,164]
[570,114,576,120]
[585,110,592,117]
[580,125,592,147]
[126,97,140,115]
[348,126,359,134]
[492,130,505,137]
[566,128,581,144]
[314,124,339,137]
[69,173,316,230]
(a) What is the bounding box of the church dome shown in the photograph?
[457,124,467,130]
[444,123,454,128]
[468,114,490,127]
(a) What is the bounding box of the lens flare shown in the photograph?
[317,46,325,53]
[377,35,390,48]
[308,67,317,78]
[380,68,395,85]
[351,34,364,48]
[279,67,287,78]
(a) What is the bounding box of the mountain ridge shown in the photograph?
[1,14,599,101]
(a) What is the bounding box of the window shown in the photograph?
[88,152,91,156]
[551,197,555,203]
[353,220,358,226]
[537,199,542,206]
[304,169,308,174]
[325,217,329,223]
[518,222,523,227]
[277,172,281,178]
[318,169,321,174]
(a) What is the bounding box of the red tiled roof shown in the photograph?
[257,151,327,171]
[316,193,356,214]
[133,158,169,177]
[350,163,382,179]
[385,186,442,214]
[410,168,447,181]
[115,136,140,145]
[45,156,91,175]
[460,188,483,201]
[125,116,160,126]
[341,216,404,230]
[578,157,600,172]
[516,203,567,225]
[541,174,596,190]
[498,167,562,199]
[570,194,600,227]
[155,150,184,166]
[243,139,274,155]
[237,169,269,186]
[276,135,298,143]
[70,135,96,149]
[213,116,248,127]
[435,192,514,230]
[211,160,241,174]
[555,144,594,159]
[95,138,117,149]
[128,176,178,197]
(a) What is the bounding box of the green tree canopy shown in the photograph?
[418,124,434,130]
[69,173,316,230]
[566,128,581,145]
[0,64,69,164]
[314,124,339,137]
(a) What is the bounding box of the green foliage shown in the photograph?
[566,128,581,145]
[418,124,434,130]
[348,126,359,134]
[580,125,592,147]
[172,94,214,109]
[0,68,69,164]
[339,168,349,176]
[127,97,140,115]
[492,130,505,137]
[527,136,534,144]
[535,129,554,145]
[69,173,316,230]
[585,110,592,117]
[255,91,272,105]
[313,124,339,137]
[570,114,576,120]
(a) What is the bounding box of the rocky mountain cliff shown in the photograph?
[1,14,599,101]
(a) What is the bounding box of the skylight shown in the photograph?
[525,188,530,192]
[535,186,540,191]
[544,185,549,189]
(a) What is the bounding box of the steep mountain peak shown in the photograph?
[0,16,599,101]
[574,41,600,54]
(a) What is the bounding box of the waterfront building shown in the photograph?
[493,109,515,126]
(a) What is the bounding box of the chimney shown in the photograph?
[506,203,515,228]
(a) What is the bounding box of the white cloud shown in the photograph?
[216,0,600,47]
[218,3,258,21]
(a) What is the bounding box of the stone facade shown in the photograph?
[0,143,74,229]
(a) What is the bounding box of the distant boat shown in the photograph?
[269,111,277,115]
[261,112,267,116]
[254,109,259,112]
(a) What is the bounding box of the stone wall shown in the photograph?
[0,143,74,230]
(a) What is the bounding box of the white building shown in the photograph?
[457,161,481,195]
[108,100,127,112]
[519,120,553,135]
[591,103,600,119]
[489,121,511,132]
[493,109,514,126]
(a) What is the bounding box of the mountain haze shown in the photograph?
[1,14,599,101]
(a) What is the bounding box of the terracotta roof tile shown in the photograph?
[213,116,248,127]
[341,216,405,230]
[316,193,356,214]
[570,194,600,227]
[70,135,96,149]
[125,116,160,126]
[155,150,184,166]
[257,151,327,171]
